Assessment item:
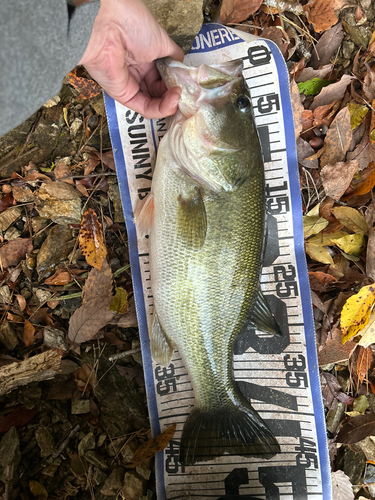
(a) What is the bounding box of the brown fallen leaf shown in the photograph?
[318,327,357,366]
[0,238,33,269]
[220,0,263,24]
[320,371,354,410]
[15,294,26,312]
[45,269,78,286]
[320,107,352,168]
[68,68,102,100]
[309,271,337,292]
[337,413,375,444]
[304,0,338,33]
[74,363,99,394]
[0,405,39,434]
[126,423,176,468]
[311,75,354,111]
[365,206,375,282]
[68,261,116,344]
[84,148,116,172]
[364,63,375,102]
[357,346,372,385]
[320,160,358,200]
[43,181,81,201]
[23,320,35,347]
[290,80,303,138]
[342,162,375,201]
[310,22,344,69]
[79,208,107,271]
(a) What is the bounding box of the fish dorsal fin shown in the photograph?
[150,312,174,366]
[177,186,207,250]
[249,289,283,336]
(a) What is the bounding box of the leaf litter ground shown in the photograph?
[2,1,375,498]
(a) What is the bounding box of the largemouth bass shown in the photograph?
[138,58,281,465]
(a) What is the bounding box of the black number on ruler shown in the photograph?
[257,94,280,114]
[258,465,308,500]
[165,439,185,474]
[296,437,318,469]
[154,363,177,395]
[266,196,290,215]
[274,264,298,298]
[248,45,271,66]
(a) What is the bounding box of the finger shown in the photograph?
[125,86,182,119]
[143,66,168,98]
[165,37,184,62]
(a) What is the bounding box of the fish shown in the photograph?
[137,57,281,465]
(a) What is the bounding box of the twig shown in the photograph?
[108,348,141,362]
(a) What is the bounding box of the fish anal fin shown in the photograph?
[249,289,283,336]
[177,186,207,250]
[135,193,154,237]
[150,313,174,366]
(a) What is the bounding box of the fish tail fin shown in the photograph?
[179,401,280,465]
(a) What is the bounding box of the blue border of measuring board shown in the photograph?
[104,24,331,500]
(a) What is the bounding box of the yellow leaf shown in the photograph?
[305,242,334,265]
[358,310,375,347]
[303,215,329,238]
[126,423,176,468]
[341,284,375,343]
[109,287,128,314]
[332,206,368,234]
[348,102,369,129]
[305,203,320,217]
[308,230,347,246]
[79,208,107,271]
[331,233,366,255]
[29,480,48,500]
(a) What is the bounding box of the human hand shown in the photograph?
[79,0,184,119]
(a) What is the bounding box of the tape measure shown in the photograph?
[105,23,331,500]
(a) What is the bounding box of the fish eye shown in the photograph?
[236,95,251,113]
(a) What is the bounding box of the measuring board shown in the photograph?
[104,23,331,500]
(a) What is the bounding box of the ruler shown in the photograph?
[104,23,331,500]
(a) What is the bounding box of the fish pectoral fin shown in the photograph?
[177,187,207,250]
[249,289,283,336]
[150,313,174,366]
[135,193,154,237]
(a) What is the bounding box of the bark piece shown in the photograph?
[0,351,62,396]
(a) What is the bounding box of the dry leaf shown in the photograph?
[342,163,375,200]
[311,74,354,111]
[79,208,107,271]
[54,162,74,185]
[340,284,375,343]
[304,0,338,33]
[358,309,375,347]
[357,346,372,384]
[23,320,35,347]
[365,206,375,282]
[220,0,263,24]
[45,269,74,286]
[337,413,375,445]
[331,470,354,500]
[68,261,116,344]
[43,181,81,201]
[318,327,356,366]
[310,22,343,69]
[68,68,102,100]
[126,424,176,468]
[15,294,26,312]
[109,288,128,314]
[320,107,352,168]
[320,371,354,410]
[74,363,98,394]
[0,238,33,269]
[331,233,365,255]
[305,242,334,265]
[290,80,303,138]
[331,206,368,234]
[320,160,358,200]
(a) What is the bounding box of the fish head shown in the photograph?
[157,58,261,192]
